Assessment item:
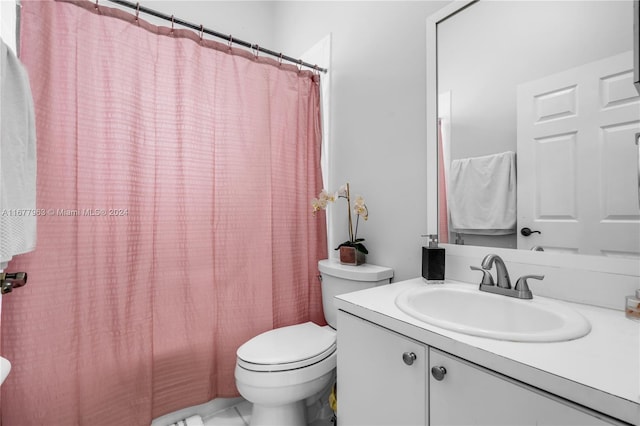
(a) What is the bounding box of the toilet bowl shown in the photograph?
[235,259,393,426]
[235,322,336,426]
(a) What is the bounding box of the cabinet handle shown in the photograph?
[402,352,417,366]
[431,365,447,381]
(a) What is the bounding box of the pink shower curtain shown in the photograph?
[0,1,327,424]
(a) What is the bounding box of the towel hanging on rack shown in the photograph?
[0,37,37,264]
[448,151,516,235]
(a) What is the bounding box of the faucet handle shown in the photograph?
[514,274,544,299]
[470,266,495,286]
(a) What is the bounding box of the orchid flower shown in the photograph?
[311,182,369,254]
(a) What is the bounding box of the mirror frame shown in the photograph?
[425,0,639,276]
[635,0,639,92]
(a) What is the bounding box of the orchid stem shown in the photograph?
[354,214,360,241]
[346,183,353,242]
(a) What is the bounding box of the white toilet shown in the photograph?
[234,258,393,426]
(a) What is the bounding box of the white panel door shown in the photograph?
[517,51,640,257]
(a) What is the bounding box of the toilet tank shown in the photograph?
[318,259,393,328]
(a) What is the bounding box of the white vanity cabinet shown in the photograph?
[338,311,624,426]
[429,348,618,426]
[337,310,427,426]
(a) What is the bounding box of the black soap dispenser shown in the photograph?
[422,234,445,283]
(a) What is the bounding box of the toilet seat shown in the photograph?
[237,322,336,372]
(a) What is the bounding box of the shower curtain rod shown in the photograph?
[103,0,328,74]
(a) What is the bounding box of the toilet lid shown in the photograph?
[237,322,336,372]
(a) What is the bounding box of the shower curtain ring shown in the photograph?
[228,35,233,50]
[253,45,260,58]
[298,59,303,73]
[278,53,283,66]
[94,0,98,9]
[199,25,204,41]
[135,3,140,21]
[170,15,175,34]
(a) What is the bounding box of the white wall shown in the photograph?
[0,0,18,54]
[272,2,449,281]
[121,1,276,47]
[439,0,632,161]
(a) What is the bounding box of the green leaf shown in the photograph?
[335,241,354,250]
[353,243,368,254]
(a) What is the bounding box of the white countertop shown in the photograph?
[335,278,640,425]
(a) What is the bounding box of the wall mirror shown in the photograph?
[430,0,640,259]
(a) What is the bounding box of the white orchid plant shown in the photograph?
[312,183,369,255]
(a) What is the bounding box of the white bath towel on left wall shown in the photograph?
[449,151,516,235]
[0,38,37,264]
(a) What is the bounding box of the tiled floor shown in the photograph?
[203,400,251,426]
[201,399,334,426]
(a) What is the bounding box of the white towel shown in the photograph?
[448,151,516,235]
[0,38,37,263]
[171,415,204,426]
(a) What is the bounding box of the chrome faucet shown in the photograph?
[470,254,544,299]
[480,254,511,289]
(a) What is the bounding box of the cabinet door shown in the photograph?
[429,348,619,426]
[337,311,427,426]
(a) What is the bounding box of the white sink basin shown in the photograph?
[395,283,591,342]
